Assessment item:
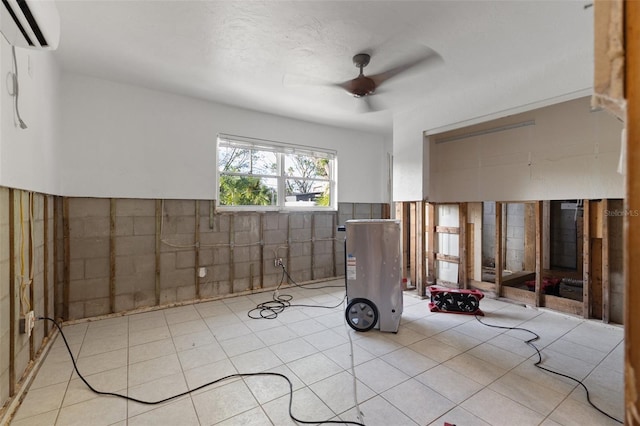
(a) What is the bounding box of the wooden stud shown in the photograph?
[229,214,235,292]
[311,213,316,281]
[53,197,59,320]
[627,0,640,420]
[43,195,49,335]
[602,199,610,323]
[332,213,337,277]
[194,200,200,299]
[28,193,34,361]
[109,199,116,313]
[582,199,590,319]
[395,202,408,283]
[415,201,426,296]
[8,189,16,396]
[436,253,460,263]
[458,203,467,289]
[286,214,291,283]
[409,202,417,287]
[535,201,543,307]
[62,197,70,320]
[495,202,504,296]
[260,213,265,289]
[155,200,162,305]
[524,203,536,271]
[382,203,391,219]
[542,201,551,270]
[427,203,436,286]
[435,226,459,234]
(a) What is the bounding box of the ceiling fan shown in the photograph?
[333,49,442,111]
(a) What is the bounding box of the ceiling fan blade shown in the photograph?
[357,95,384,113]
[369,48,442,88]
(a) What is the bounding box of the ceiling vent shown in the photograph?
[1,0,60,50]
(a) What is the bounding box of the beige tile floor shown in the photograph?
[10,279,623,426]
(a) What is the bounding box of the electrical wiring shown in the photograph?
[247,263,345,320]
[474,315,623,424]
[39,316,365,426]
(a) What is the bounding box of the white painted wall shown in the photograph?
[392,43,594,202]
[0,39,60,194]
[429,97,624,202]
[60,73,388,202]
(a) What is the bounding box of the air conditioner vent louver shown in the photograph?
[1,0,59,50]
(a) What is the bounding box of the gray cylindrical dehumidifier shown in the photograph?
[344,219,403,333]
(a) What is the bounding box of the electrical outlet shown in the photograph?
[19,311,35,337]
[198,267,207,278]
[26,311,35,337]
[274,258,283,267]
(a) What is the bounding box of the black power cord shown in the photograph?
[38,316,364,426]
[474,315,623,424]
[247,263,346,320]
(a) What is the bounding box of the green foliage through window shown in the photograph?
[217,135,336,209]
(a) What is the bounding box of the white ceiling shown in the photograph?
[54,0,595,134]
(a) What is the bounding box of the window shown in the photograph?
[217,134,337,210]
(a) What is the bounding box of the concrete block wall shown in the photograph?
[61,198,387,321]
[482,201,496,266]
[505,203,525,272]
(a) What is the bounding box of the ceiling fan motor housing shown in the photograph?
[349,76,376,97]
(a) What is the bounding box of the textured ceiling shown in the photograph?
[54,1,595,134]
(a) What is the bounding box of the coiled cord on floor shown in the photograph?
[38,316,365,426]
[474,315,623,424]
[247,264,345,320]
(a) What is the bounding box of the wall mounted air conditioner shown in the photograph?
[1,0,60,50]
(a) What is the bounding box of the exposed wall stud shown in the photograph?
[194,200,200,299]
[62,197,70,320]
[154,200,162,305]
[415,201,426,296]
[583,199,591,319]
[458,202,467,289]
[535,201,543,307]
[495,201,503,296]
[43,195,49,335]
[109,199,116,313]
[602,198,610,323]
[9,189,16,396]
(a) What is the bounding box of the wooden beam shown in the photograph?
[8,189,16,396]
[626,2,640,421]
[409,202,417,287]
[436,253,460,264]
[458,203,467,289]
[53,197,59,320]
[602,199,610,323]
[155,200,162,305]
[583,199,590,319]
[535,201,543,307]
[109,199,116,313]
[62,197,70,320]
[311,213,316,281]
[524,203,536,271]
[28,193,35,361]
[435,226,459,234]
[427,203,436,287]
[415,201,426,296]
[495,202,504,296]
[194,200,201,298]
[43,195,49,335]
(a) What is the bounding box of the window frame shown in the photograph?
[216,134,337,211]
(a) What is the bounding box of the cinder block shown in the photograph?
[212,264,230,281]
[134,290,156,308]
[159,288,177,305]
[354,203,372,219]
[70,259,84,281]
[232,277,251,293]
[263,229,287,245]
[176,250,196,269]
[69,278,109,302]
[291,228,311,242]
[68,301,84,320]
[176,216,196,234]
[85,258,109,279]
[114,256,135,278]
[160,269,194,288]
[82,217,110,238]
[163,200,196,216]
[199,249,214,266]
[115,294,135,312]
[235,230,259,245]
[116,199,156,217]
[133,254,156,273]
[115,235,155,256]
[160,252,176,272]
[211,214,230,233]
[68,198,109,218]
[200,231,229,246]
[70,237,109,259]
[212,248,230,265]
[289,213,311,229]
[289,242,311,257]
[177,285,196,302]
[263,213,280,230]
[134,217,156,236]
[84,297,110,317]
[68,218,84,236]
[371,204,382,218]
